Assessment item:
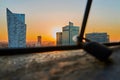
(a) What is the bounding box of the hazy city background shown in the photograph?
[0,0,120,48]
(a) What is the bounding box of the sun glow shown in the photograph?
[52,27,62,39]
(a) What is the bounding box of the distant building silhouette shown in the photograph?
[35,36,42,47]
[85,33,110,43]
[38,36,41,44]
[56,22,79,45]
[6,8,26,48]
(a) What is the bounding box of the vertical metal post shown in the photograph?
[78,0,93,44]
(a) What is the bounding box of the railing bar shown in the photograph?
[0,42,120,56]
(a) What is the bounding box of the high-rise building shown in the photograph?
[6,8,26,48]
[56,32,62,46]
[56,22,79,46]
[62,22,79,45]
[85,33,110,43]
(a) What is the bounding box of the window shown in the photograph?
[0,0,120,80]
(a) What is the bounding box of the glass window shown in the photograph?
[0,0,120,80]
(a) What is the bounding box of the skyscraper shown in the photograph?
[6,8,26,48]
[62,22,79,45]
[56,22,79,46]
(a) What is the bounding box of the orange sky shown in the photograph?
[0,14,120,42]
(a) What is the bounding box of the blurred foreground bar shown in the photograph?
[0,42,120,56]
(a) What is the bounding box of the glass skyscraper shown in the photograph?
[7,8,26,48]
[56,22,79,46]
[62,22,79,45]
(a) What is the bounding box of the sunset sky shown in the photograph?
[0,0,120,42]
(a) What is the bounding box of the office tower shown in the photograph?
[85,33,110,43]
[62,22,79,45]
[6,8,26,48]
[56,22,79,46]
[56,32,62,46]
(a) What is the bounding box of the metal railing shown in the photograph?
[0,42,120,56]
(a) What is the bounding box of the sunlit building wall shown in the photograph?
[85,33,110,43]
[7,8,26,48]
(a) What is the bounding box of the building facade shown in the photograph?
[56,22,79,46]
[7,8,26,48]
[56,32,62,46]
[85,33,110,43]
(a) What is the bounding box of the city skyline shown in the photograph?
[0,0,120,42]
